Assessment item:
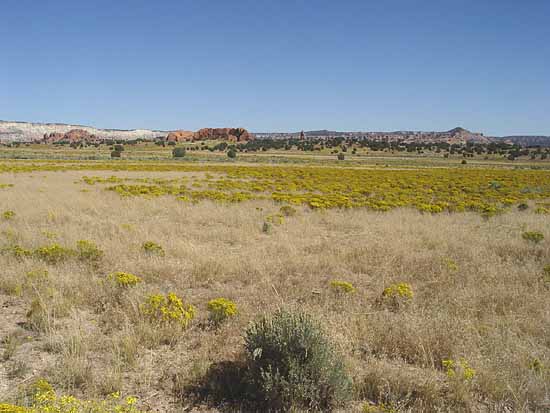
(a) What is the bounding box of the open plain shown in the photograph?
[0,147,549,412]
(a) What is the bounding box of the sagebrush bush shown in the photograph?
[244,309,351,411]
[207,298,237,325]
[522,231,544,244]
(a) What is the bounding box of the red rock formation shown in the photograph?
[64,129,93,142]
[43,132,65,143]
[192,128,254,142]
[42,129,97,143]
[166,130,194,142]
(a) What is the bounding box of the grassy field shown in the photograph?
[0,151,549,412]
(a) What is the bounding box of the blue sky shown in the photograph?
[1,0,549,135]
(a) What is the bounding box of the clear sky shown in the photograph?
[1,0,549,135]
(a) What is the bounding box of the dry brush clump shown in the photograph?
[0,170,548,412]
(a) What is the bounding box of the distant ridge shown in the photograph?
[257,127,550,146]
[1,120,550,146]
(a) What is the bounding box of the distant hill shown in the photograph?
[494,136,550,147]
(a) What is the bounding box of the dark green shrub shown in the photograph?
[517,203,529,211]
[227,149,237,159]
[114,144,124,152]
[244,310,351,411]
[111,150,122,158]
[337,153,345,161]
[172,147,186,158]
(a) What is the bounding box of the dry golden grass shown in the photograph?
[0,171,549,412]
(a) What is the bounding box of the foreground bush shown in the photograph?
[244,310,351,411]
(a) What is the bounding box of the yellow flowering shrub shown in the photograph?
[442,358,475,382]
[33,244,75,264]
[63,164,550,214]
[329,280,356,294]
[2,245,32,260]
[382,283,413,299]
[0,404,27,413]
[108,271,142,287]
[1,379,145,413]
[379,282,413,309]
[142,293,195,327]
[207,298,238,324]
